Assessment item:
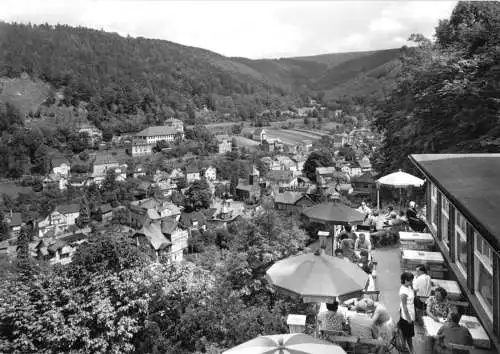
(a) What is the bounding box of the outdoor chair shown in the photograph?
[385,328,413,354]
[446,343,476,354]
[447,300,470,315]
[323,332,358,354]
[357,337,387,354]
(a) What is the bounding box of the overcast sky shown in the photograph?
[1,0,456,59]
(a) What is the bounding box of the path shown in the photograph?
[372,245,402,321]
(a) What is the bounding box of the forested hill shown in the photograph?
[0,22,301,131]
[0,22,401,133]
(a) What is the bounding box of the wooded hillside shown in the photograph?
[0,22,401,133]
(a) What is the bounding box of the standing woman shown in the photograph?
[399,272,415,353]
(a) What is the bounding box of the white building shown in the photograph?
[132,124,184,157]
[204,166,217,182]
[38,204,80,237]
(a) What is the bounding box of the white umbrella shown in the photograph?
[376,169,425,209]
[223,333,346,354]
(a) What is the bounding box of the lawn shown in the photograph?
[0,182,32,199]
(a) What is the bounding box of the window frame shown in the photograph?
[473,229,494,322]
[440,194,450,249]
[454,209,468,278]
[430,184,438,231]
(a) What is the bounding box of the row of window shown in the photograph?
[430,186,495,322]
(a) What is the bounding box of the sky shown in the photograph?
[0,0,457,59]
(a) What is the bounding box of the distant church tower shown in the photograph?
[249,165,260,186]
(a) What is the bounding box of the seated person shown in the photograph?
[340,238,356,261]
[407,201,426,232]
[433,312,473,354]
[317,301,348,334]
[359,250,373,274]
[338,224,357,242]
[354,233,372,252]
[354,299,395,354]
[347,300,376,339]
[383,205,394,219]
[426,287,453,322]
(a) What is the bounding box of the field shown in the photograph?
[265,128,328,145]
[0,77,50,116]
[0,182,32,199]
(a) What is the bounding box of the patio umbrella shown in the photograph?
[266,251,368,303]
[376,169,425,209]
[302,202,365,254]
[302,202,365,225]
[223,333,346,354]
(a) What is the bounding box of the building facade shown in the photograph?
[215,134,232,154]
[132,123,184,157]
[410,154,500,350]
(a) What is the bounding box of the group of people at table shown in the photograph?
[355,201,428,246]
[400,267,475,354]
[318,265,475,354]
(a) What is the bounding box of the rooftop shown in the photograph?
[5,212,22,227]
[55,203,80,215]
[94,154,119,166]
[316,167,337,175]
[267,170,294,182]
[136,125,178,137]
[274,191,305,205]
[410,153,500,251]
[138,222,171,250]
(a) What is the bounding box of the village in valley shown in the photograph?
[0,99,381,266]
[1,2,499,353]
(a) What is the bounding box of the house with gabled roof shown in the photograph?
[4,212,23,239]
[315,167,349,187]
[274,191,313,212]
[266,170,298,190]
[215,134,232,154]
[38,203,81,238]
[51,157,71,178]
[185,165,201,184]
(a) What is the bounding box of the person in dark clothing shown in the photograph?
[406,201,426,232]
[434,312,473,354]
[338,224,357,242]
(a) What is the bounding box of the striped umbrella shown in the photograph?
[223,333,346,354]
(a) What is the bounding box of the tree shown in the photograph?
[102,128,113,142]
[338,146,356,161]
[184,179,212,211]
[373,2,500,173]
[303,151,333,181]
[70,233,152,276]
[79,151,89,161]
[231,124,242,135]
[0,210,9,241]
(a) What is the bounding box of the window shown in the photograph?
[474,230,493,321]
[455,210,468,278]
[441,194,449,249]
[430,184,438,231]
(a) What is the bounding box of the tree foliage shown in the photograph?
[373,1,500,173]
[303,150,333,181]
[0,211,313,353]
[0,22,300,134]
